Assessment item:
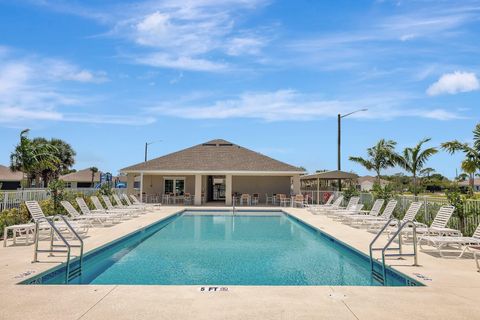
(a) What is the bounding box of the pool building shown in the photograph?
[121,139,305,205]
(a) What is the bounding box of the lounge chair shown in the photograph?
[400,206,459,241]
[76,197,123,223]
[325,197,361,216]
[339,199,385,223]
[371,201,423,233]
[344,200,397,227]
[91,196,131,219]
[419,222,480,258]
[310,196,344,215]
[101,195,141,217]
[307,194,335,211]
[113,194,145,214]
[25,201,89,237]
[61,201,115,227]
[130,194,161,207]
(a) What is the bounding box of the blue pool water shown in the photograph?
[23,211,421,286]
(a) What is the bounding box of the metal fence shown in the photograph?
[0,188,127,211]
[301,189,480,236]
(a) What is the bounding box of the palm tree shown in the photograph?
[349,139,397,182]
[396,138,438,196]
[90,167,99,187]
[32,137,76,186]
[442,123,480,193]
[457,173,469,182]
[10,129,58,187]
[419,167,435,178]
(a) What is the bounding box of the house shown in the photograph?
[60,168,101,188]
[357,176,389,191]
[121,139,305,205]
[458,178,480,192]
[0,165,24,190]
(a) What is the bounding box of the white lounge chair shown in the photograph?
[345,200,397,227]
[102,195,141,217]
[419,222,480,258]
[340,199,385,224]
[307,194,338,213]
[325,197,361,216]
[91,196,131,219]
[130,194,161,208]
[76,197,124,222]
[25,201,89,237]
[371,201,423,233]
[61,201,115,227]
[113,194,145,214]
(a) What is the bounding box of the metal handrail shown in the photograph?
[369,219,418,285]
[32,215,84,283]
[232,196,236,215]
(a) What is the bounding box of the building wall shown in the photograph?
[141,175,196,195]
[232,176,291,203]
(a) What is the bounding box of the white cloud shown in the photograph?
[135,53,229,72]
[426,71,480,96]
[0,50,152,126]
[147,89,464,122]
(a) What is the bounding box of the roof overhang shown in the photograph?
[121,170,305,176]
[301,170,358,180]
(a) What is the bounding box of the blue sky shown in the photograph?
[0,0,479,177]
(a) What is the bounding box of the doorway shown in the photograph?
[207,176,226,202]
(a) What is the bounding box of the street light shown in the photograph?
[145,140,162,162]
[337,108,368,190]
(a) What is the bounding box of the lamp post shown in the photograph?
[144,140,162,162]
[337,108,367,190]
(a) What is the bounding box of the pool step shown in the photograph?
[68,266,82,281]
[371,269,384,285]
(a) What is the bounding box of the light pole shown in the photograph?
[144,140,162,162]
[337,108,368,190]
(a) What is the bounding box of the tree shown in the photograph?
[457,173,469,182]
[90,167,99,187]
[10,129,58,187]
[349,139,397,182]
[442,123,480,194]
[32,137,76,186]
[396,138,438,196]
[419,167,435,178]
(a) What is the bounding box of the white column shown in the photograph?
[225,174,232,206]
[126,173,135,195]
[194,174,202,205]
[140,172,144,203]
[292,174,301,195]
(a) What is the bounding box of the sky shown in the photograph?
[0,0,479,178]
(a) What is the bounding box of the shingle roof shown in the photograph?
[0,165,24,181]
[121,139,303,173]
[300,170,358,180]
[60,168,102,183]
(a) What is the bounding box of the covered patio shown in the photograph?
[300,170,358,204]
[122,139,304,206]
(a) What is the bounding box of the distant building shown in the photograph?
[60,168,101,188]
[0,165,24,190]
[458,179,480,191]
[357,176,389,191]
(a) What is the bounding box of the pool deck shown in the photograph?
[0,206,479,319]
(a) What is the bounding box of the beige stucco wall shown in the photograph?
[141,175,196,195]
[232,176,291,203]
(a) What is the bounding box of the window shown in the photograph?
[164,177,185,195]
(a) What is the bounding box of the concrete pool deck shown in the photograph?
[0,206,479,319]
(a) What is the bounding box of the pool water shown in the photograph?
[23,211,420,286]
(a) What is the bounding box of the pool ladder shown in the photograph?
[369,218,418,285]
[33,215,84,283]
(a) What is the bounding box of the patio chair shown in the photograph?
[339,199,385,223]
[345,200,397,227]
[60,201,113,227]
[278,194,290,207]
[25,201,89,237]
[184,193,192,205]
[3,223,35,247]
[102,195,141,217]
[310,196,344,215]
[252,193,259,205]
[76,197,123,222]
[240,194,250,206]
[265,194,274,205]
[293,194,306,208]
[419,221,480,258]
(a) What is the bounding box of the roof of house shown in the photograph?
[300,170,359,180]
[121,139,304,173]
[60,168,101,183]
[0,165,24,181]
[357,175,389,185]
[458,178,480,186]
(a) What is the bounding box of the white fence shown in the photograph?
[0,188,126,211]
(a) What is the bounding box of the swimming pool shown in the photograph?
[23,210,421,286]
